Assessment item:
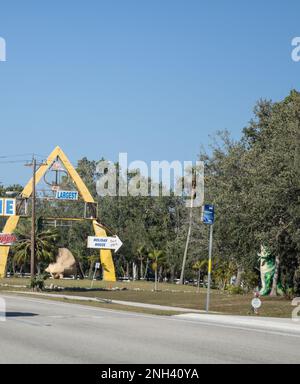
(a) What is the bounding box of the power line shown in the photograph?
[0,153,34,159]
[0,153,47,160]
[0,159,32,164]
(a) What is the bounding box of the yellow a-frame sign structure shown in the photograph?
[0,146,116,281]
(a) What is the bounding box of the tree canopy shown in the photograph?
[3,90,300,295]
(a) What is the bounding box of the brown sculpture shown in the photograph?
[46,248,77,279]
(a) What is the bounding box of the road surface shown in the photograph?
[0,294,300,364]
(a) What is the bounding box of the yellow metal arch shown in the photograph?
[93,221,116,280]
[0,146,116,281]
[21,146,95,203]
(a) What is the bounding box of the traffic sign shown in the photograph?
[202,204,215,225]
[251,297,262,309]
[87,236,123,252]
[95,262,101,269]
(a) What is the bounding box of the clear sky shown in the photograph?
[0,0,300,185]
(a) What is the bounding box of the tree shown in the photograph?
[12,220,59,273]
[137,245,146,279]
[148,249,165,291]
[3,90,300,291]
[200,91,300,296]
[242,91,300,295]
[193,260,207,292]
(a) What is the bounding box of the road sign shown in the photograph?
[56,190,79,201]
[0,234,17,245]
[52,161,65,171]
[0,198,16,216]
[202,204,215,225]
[91,261,102,288]
[87,236,123,252]
[251,297,262,309]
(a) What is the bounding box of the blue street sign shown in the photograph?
[202,204,215,225]
[56,191,79,201]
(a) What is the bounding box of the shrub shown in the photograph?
[30,274,48,291]
[241,271,259,293]
[227,286,244,295]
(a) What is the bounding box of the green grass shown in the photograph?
[0,277,294,318]
[1,277,195,291]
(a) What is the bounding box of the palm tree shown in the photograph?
[148,249,165,291]
[193,260,208,293]
[12,221,59,274]
[137,245,145,279]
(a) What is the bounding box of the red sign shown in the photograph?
[52,161,64,171]
[0,234,17,245]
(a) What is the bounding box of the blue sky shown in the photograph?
[0,0,300,185]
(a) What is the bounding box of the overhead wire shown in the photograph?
[0,159,32,164]
[0,152,48,164]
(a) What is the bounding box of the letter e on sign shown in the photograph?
[4,199,16,216]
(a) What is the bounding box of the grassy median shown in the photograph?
[0,277,294,318]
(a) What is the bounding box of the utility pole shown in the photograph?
[26,156,45,278]
[31,158,36,278]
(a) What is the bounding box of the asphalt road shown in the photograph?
[0,294,300,364]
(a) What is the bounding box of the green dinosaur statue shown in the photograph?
[258,245,284,296]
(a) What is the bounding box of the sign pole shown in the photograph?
[25,156,47,278]
[91,266,97,289]
[91,262,100,288]
[206,224,213,313]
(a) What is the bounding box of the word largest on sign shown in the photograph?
[56,191,79,201]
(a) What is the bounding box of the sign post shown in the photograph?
[202,204,215,313]
[251,292,262,315]
[91,262,101,288]
[88,236,122,288]
[206,224,214,312]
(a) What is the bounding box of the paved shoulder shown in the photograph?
[174,313,300,336]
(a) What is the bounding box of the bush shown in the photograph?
[284,287,295,300]
[226,286,244,295]
[30,274,48,291]
[293,269,300,295]
[241,271,259,293]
